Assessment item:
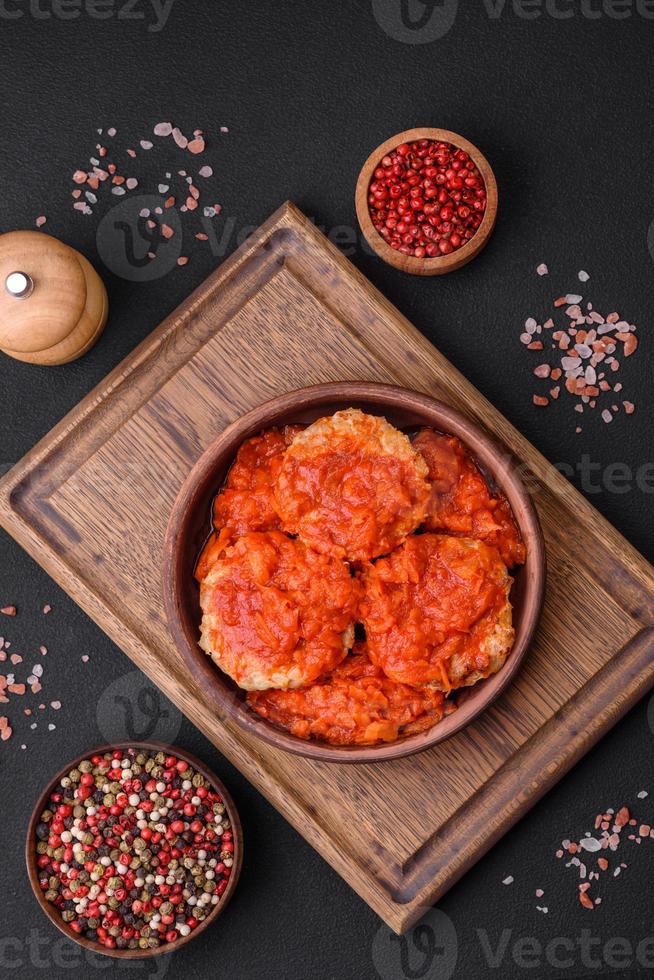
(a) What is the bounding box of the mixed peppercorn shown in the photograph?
[367,138,487,258]
[33,747,236,951]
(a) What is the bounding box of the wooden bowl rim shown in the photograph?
[355,127,498,276]
[25,740,243,960]
[163,382,546,764]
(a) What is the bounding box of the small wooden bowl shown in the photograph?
[26,740,243,959]
[163,383,545,764]
[355,127,498,275]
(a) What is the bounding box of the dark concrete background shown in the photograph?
[1,2,653,978]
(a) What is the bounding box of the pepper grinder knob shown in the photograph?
[5,271,34,299]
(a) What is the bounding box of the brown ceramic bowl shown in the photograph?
[355,127,498,275]
[26,740,243,959]
[163,383,545,764]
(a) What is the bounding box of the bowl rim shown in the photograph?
[25,739,243,959]
[163,382,546,763]
[355,127,498,276]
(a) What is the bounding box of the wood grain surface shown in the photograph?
[1,201,654,933]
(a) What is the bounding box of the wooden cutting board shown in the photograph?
[2,201,654,934]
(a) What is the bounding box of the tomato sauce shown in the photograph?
[199,531,360,690]
[275,409,430,561]
[412,429,526,567]
[214,426,303,536]
[360,533,511,688]
[195,426,303,582]
[247,644,447,744]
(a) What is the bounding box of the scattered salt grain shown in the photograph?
[81,655,89,663]
[578,270,590,282]
[154,122,173,137]
[199,166,213,178]
[502,876,514,885]
[35,216,47,228]
[536,263,548,276]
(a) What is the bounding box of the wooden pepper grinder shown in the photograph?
[0,230,108,365]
